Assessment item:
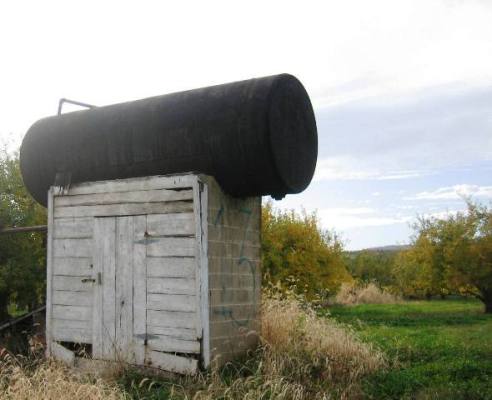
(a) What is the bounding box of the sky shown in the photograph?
[0,0,491,249]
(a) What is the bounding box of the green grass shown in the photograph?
[327,299,492,399]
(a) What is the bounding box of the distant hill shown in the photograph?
[347,244,411,254]
[364,244,411,252]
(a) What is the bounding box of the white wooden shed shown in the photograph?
[46,173,261,374]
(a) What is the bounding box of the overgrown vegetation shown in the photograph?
[334,282,400,306]
[0,348,125,399]
[0,147,46,320]
[329,299,492,399]
[0,290,386,399]
[345,201,492,312]
[261,202,352,300]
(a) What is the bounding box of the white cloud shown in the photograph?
[2,1,492,141]
[318,207,412,229]
[314,157,427,182]
[409,184,492,200]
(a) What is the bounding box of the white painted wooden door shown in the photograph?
[92,215,147,363]
[91,212,202,373]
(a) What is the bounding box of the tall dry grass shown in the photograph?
[0,290,387,400]
[0,349,126,400]
[171,288,387,400]
[335,282,401,306]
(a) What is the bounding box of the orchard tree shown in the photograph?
[346,250,398,288]
[261,202,352,299]
[410,201,492,312]
[0,148,46,320]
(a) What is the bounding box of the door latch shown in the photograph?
[81,272,101,285]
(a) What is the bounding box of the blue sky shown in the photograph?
[276,84,492,249]
[1,0,491,250]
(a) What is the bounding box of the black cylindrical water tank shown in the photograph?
[20,74,318,207]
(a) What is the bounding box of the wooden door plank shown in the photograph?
[147,278,195,295]
[64,175,196,196]
[146,213,195,236]
[147,350,198,375]
[53,238,92,258]
[54,201,193,219]
[53,217,93,239]
[53,257,93,277]
[55,188,193,207]
[147,294,196,312]
[52,305,91,321]
[147,326,198,341]
[92,217,116,359]
[51,342,75,366]
[146,237,196,257]
[146,257,195,278]
[147,336,200,354]
[133,215,147,365]
[147,310,196,329]
[52,290,92,307]
[115,217,134,362]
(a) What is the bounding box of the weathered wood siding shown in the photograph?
[48,175,204,374]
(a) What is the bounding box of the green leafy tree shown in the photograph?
[407,201,492,312]
[0,148,46,320]
[346,250,398,288]
[393,239,436,299]
[261,202,352,299]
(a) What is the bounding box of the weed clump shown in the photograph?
[335,282,401,305]
[0,349,126,400]
[166,287,387,399]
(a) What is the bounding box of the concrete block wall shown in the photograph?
[202,176,262,365]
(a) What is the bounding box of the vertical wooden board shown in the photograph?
[115,217,134,362]
[133,215,147,365]
[196,178,210,367]
[46,188,56,356]
[92,217,117,360]
[92,219,103,358]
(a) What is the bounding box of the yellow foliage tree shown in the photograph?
[261,202,352,299]
[397,200,492,311]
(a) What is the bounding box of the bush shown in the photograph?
[261,203,352,300]
[335,282,401,305]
